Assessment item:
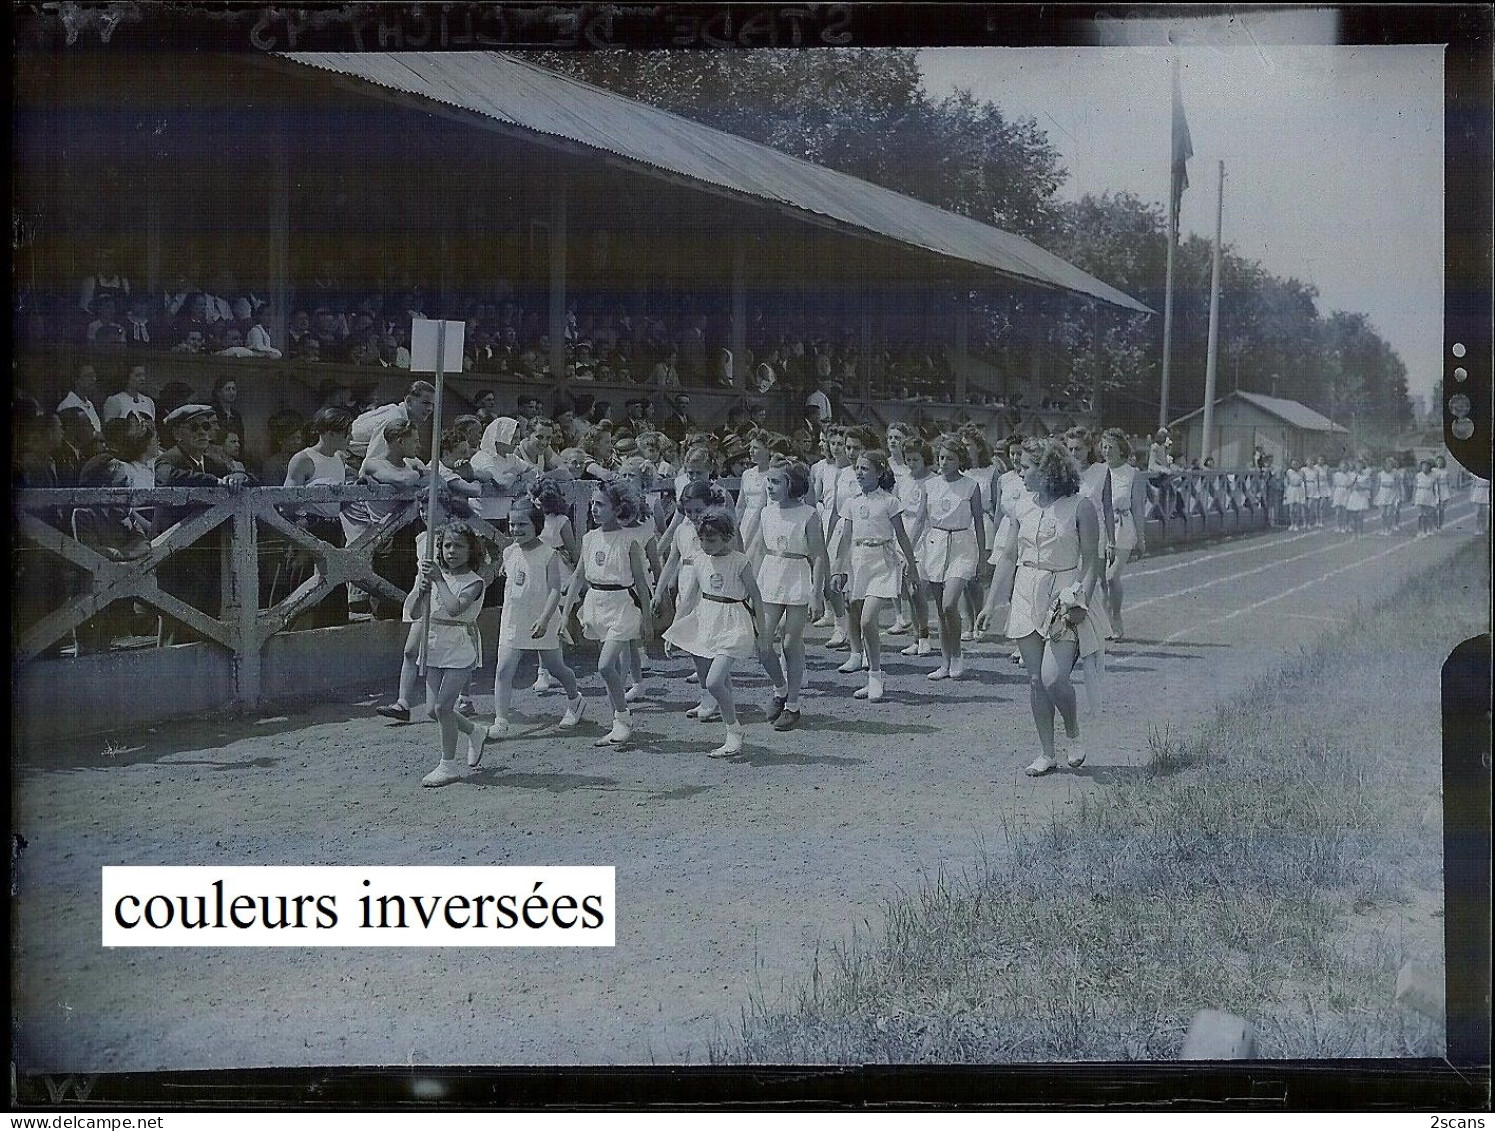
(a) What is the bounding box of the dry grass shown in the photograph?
[709,543,1484,1063]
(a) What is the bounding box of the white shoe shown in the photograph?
[624,683,648,703]
[927,665,949,681]
[594,711,633,746]
[531,673,555,695]
[961,629,975,642]
[421,759,464,787]
[1024,756,1058,776]
[948,656,965,680]
[466,727,488,768]
[900,639,923,656]
[888,619,911,635]
[708,732,744,758]
[559,696,585,728]
[1066,730,1088,769]
[837,653,865,674]
[1010,649,1023,664]
[811,614,835,629]
[485,715,510,742]
[853,673,885,701]
[825,631,849,649]
[686,672,699,684]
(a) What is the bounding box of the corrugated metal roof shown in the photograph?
[1171,390,1348,433]
[275,51,1152,315]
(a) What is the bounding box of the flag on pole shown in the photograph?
[1170,58,1194,237]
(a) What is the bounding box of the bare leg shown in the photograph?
[846,598,866,657]
[538,648,580,698]
[940,581,964,662]
[860,595,887,671]
[1105,546,1133,639]
[433,667,477,760]
[780,605,808,705]
[1016,633,1054,764]
[597,640,629,711]
[704,656,737,726]
[492,646,523,724]
[759,603,788,690]
[1041,638,1082,741]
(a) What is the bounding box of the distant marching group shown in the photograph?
[1280,452,1485,539]
[338,406,1485,789]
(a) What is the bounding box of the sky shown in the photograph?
[919,28,1444,405]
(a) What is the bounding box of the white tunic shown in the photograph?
[1005,496,1109,658]
[921,474,980,583]
[737,465,770,557]
[756,501,817,606]
[417,568,485,670]
[840,489,904,601]
[498,542,561,650]
[992,469,1036,564]
[664,548,757,660]
[1106,463,1142,552]
[579,527,643,642]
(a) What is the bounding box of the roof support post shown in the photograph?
[1091,301,1104,426]
[549,182,568,386]
[267,100,291,355]
[731,236,747,390]
[859,282,872,405]
[953,283,969,408]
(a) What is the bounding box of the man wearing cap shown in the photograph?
[155,404,256,641]
[349,381,436,474]
[617,396,653,440]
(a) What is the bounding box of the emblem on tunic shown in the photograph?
[776,535,788,550]
[710,573,723,590]
[513,570,526,587]
[594,550,605,566]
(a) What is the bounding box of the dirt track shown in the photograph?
[12,510,1485,1069]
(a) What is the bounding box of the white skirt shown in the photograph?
[1005,564,1108,659]
[758,552,813,606]
[922,527,978,584]
[580,586,642,643]
[1284,486,1307,505]
[1112,511,1140,552]
[849,540,901,601]
[1346,492,1370,513]
[664,595,757,660]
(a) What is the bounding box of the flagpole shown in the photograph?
[417,318,447,676]
[1160,176,1178,431]
[1201,161,1225,465]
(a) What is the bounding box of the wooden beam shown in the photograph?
[730,236,747,390]
[549,182,568,387]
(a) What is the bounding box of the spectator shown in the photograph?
[56,406,101,486]
[680,314,707,382]
[202,272,239,324]
[77,416,159,556]
[287,310,312,355]
[617,396,652,439]
[173,293,212,344]
[348,380,436,471]
[387,325,411,369]
[261,409,311,488]
[78,247,130,314]
[123,294,160,348]
[299,336,323,364]
[155,381,198,422]
[246,307,282,358]
[102,364,156,423]
[472,389,499,425]
[85,294,124,343]
[209,376,245,442]
[515,394,545,424]
[162,266,203,320]
[57,364,103,433]
[1148,429,1174,472]
[317,378,355,412]
[217,326,257,357]
[659,392,694,443]
[172,326,207,354]
[155,404,255,642]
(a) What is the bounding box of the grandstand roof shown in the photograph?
[274,51,1152,315]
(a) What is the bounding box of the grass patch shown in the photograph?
[710,543,1486,1063]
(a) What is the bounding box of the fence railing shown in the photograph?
[13,469,1276,710]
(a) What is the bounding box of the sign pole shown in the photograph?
[417,318,447,676]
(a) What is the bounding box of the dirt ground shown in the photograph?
[11,510,1484,1070]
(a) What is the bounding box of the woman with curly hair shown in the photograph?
[979,439,1109,776]
[919,436,986,680]
[560,479,655,746]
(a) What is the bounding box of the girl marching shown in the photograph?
[1284,457,1307,531]
[895,437,934,659]
[1099,429,1147,643]
[830,449,923,702]
[409,522,491,787]
[488,496,586,745]
[918,437,986,681]
[662,509,768,757]
[749,458,830,732]
[560,480,655,747]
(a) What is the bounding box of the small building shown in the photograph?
[1171,391,1350,467]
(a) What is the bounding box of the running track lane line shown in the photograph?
[1111,511,1475,671]
[1121,503,1474,614]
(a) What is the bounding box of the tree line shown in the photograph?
[530,48,1413,441]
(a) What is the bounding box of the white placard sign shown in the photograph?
[409,317,466,374]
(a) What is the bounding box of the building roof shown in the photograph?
[275,51,1152,315]
[1170,390,1349,433]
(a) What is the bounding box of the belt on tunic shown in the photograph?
[853,538,893,547]
[424,617,482,663]
[766,549,810,560]
[701,590,758,630]
[928,525,971,535]
[589,580,643,609]
[1019,561,1077,572]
